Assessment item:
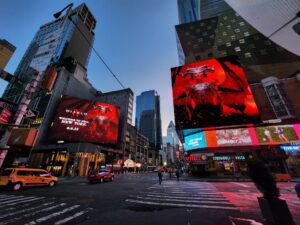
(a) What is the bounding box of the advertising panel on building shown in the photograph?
[171,55,261,130]
[50,96,120,144]
[183,124,300,151]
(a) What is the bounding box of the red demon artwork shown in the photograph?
[171,55,261,130]
[50,96,120,144]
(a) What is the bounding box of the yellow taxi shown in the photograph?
[0,168,58,191]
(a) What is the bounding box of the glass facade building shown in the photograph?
[136,90,162,150]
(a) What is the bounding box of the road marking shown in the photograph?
[145,194,226,200]
[0,195,25,202]
[134,196,232,205]
[25,205,80,224]
[0,202,55,219]
[238,190,250,193]
[0,196,37,204]
[126,199,237,210]
[54,208,93,225]
[7,197,45,206]
[1,203,67,225]
[231,182,250,188]
[140,191,222,196]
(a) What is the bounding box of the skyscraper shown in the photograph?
[2,3,96,119]
[136,90,162,150]
[0,39,16,69]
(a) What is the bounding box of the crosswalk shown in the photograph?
[0,194,92,225]
[125,181,238,210]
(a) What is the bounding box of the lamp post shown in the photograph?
[53,3,74,28]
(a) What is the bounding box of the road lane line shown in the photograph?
[134,196,232,205]
[125,199,237,210]
[1,203,67,225]
[24,205,80,224]
[231,182,250,188]
[0,202,55,219]
[140,191,222,196]
[7,197,45,206]
[53,208,93,225]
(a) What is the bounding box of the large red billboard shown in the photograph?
[50,96,120,144]
[171,56,261,130]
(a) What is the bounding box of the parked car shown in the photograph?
[87,169,114,184]
[0,168,58,191]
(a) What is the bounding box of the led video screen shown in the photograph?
[50,96,120,144]
[183,124,300,151]
[171,55,261,130]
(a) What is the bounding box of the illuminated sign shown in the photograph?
[280,145,300,153]
[50,96,120,144]
[183,124,300,151]
[213,156,246,161]
[171,55,261,130]
[184,132,206,151]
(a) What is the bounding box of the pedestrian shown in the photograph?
[175,169,180,181]
[169,169,172,180]
[158,170,162,185]
[295,181,300,198]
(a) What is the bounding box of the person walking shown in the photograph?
[158,170,163,185]
[169,169,172,180]
[175,169,180,181]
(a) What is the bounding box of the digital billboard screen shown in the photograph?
[171,55,261,130]
[184,132,206,151]
[50,96,120,144]
[183,124,300,151]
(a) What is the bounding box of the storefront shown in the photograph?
[30,142,122,177]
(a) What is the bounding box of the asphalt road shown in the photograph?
[0,173,299,225]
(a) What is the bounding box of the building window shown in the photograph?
[190,25,194,30]
[260,49,267,55]
[203,31,207,36]
[209,34,215,39]
[226,25,231,29]
[200,23,204,27]
[217,39,222,44]
[264,40,272,46]
[239,39,245,44]
[244,52,252,58]
[253,35,260,41]
[197,38,203,42]
[234,47,241,52]
[196,28,200,33]
[250,44,255,49]
[222,31,227,36]
[187,41,192,45]
[207,25,212,30]
[235,28,240,33]
[226,42,231,47]
[223,16,228,20]
[231,19,236,23]
[185,32,190,36]
[193,44,198,49]
[220,50,227,56]
[244,32,250,37]
[231,35,236,41]
[239,22,245,26]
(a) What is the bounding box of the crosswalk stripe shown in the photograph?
[54,208,93,225]
[139,191,222,196]
[0,195,25,202]
[125,199,237,210]
[0,202,55,219]
[133,196,233,205]
[1,203,67,225]
[231,182,250,188]
[24,205,80,224]
[7,197,45,206]
[0,196,37,204]
[145,194,226,200]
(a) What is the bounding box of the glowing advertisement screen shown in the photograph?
[171,55,261,130]
[184,132,206,151]
[184,124,300,151]
[50,96,120,144]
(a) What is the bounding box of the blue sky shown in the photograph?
[0,0,179,135]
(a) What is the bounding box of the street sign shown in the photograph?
[24,109,38,120]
